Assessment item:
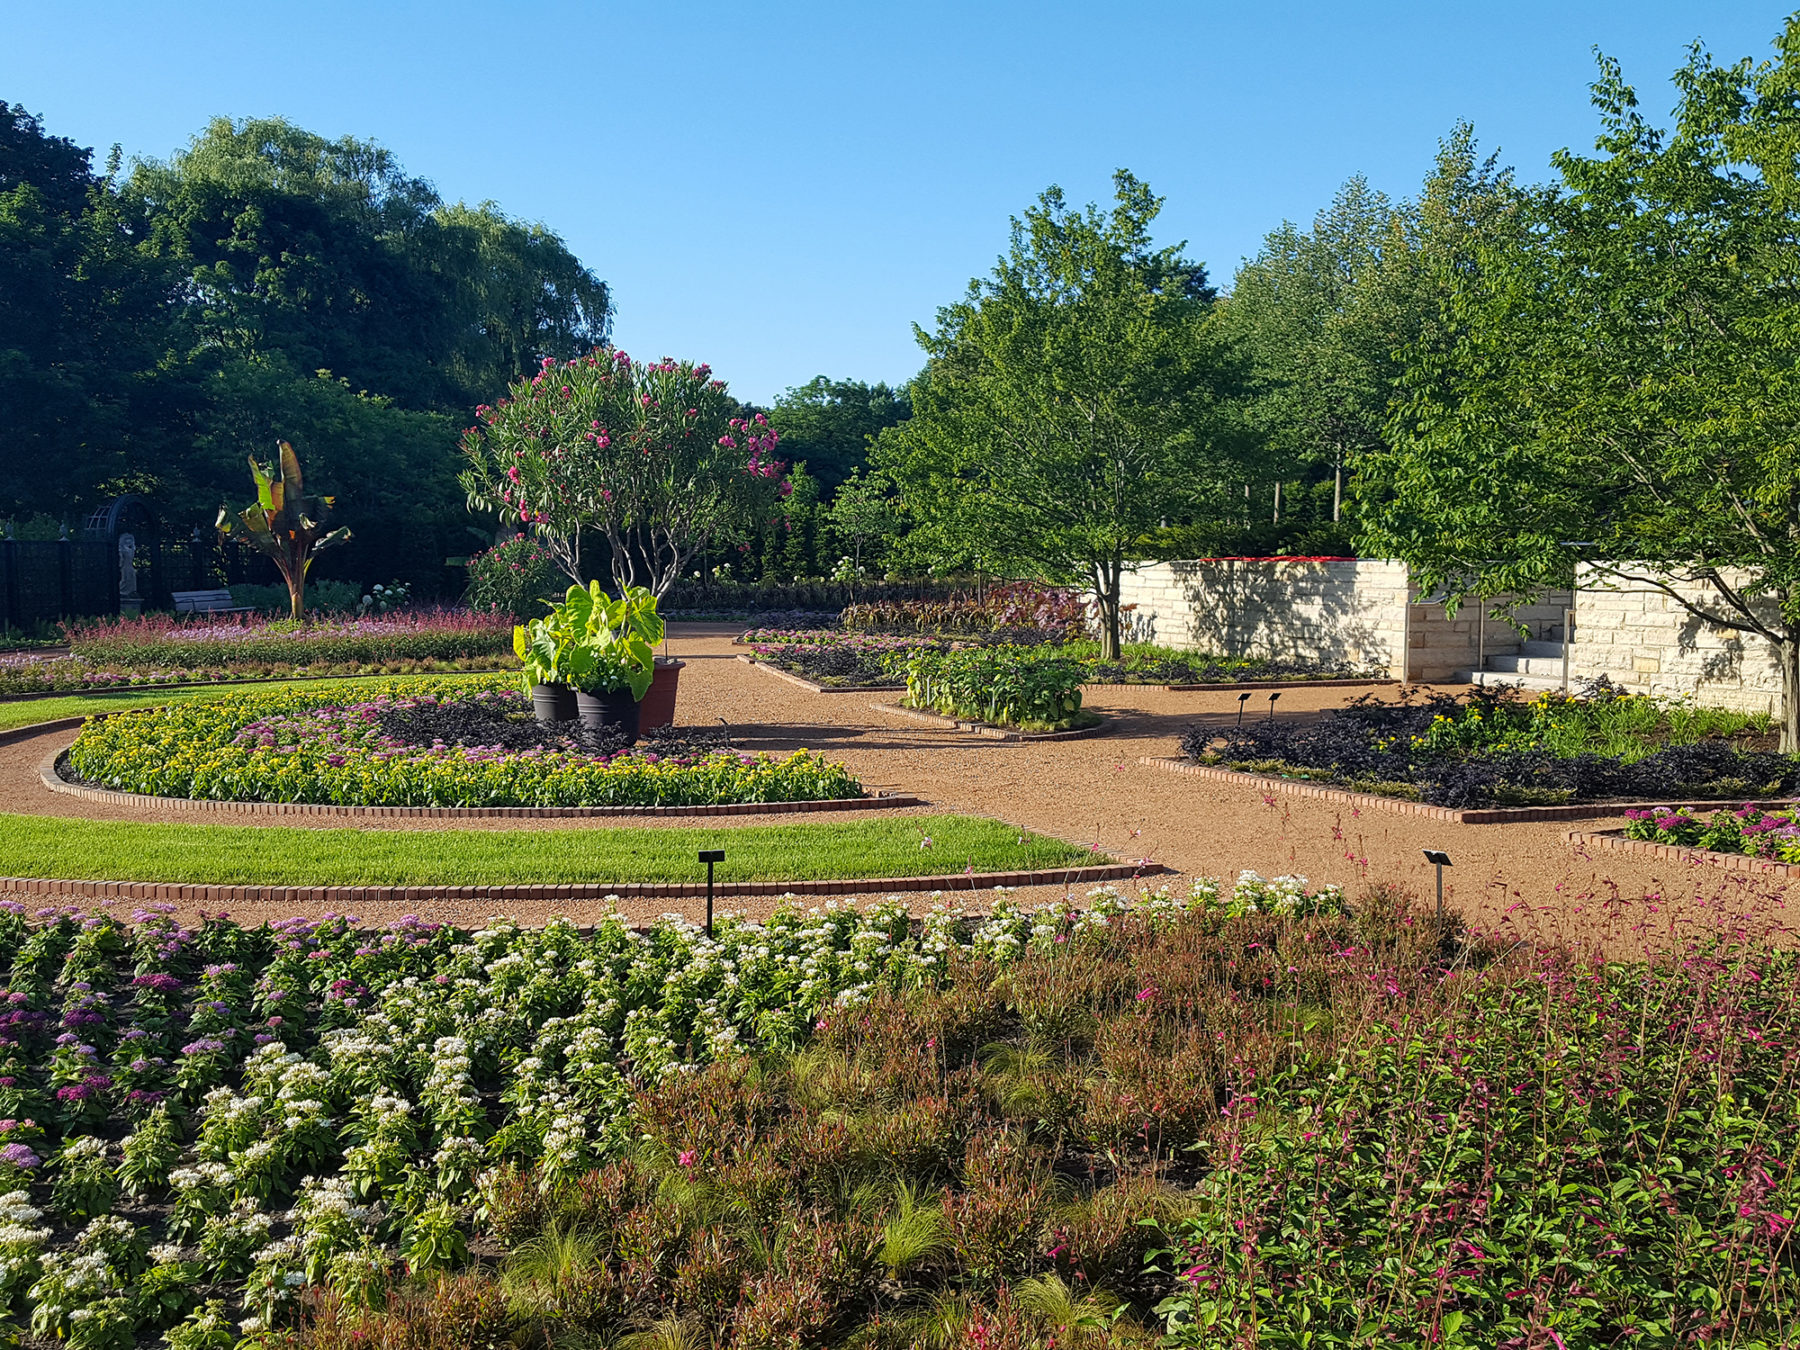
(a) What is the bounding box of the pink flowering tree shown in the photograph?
[459,349,790,597]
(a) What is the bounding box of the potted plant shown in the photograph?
[558,583,663,739]
[514,612,578,722]
[640,653,685,731]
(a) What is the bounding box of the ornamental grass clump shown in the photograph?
[66,678,863,809]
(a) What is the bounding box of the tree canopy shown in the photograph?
[0,109,610,594]
[1358,18,1800,746]
[874,170,1242,656]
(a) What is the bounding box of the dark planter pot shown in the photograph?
[575,689,641,741]
[639,659,684,731]
[531,682,578,724]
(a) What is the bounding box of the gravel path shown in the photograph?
[3,623,1791,948]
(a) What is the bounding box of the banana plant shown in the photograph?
[216,442,352,621]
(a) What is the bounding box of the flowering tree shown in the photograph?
[458,350,789,596]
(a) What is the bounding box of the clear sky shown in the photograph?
[2,1,1785,405]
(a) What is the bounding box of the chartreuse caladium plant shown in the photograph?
[215,442,351,621]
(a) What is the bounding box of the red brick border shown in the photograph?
[1139,755,1796,826]
[41,751,924,820]
[870,703,1110,743]
[734,656,903,694]
[0,861,1164,907]
[1566,829,1800,879]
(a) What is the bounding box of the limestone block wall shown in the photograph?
[1111,558,1571,684]
[1569,566,1785,715]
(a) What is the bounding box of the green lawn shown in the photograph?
[0,812,1095,886]
[0,672,498,733]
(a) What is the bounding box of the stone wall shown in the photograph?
[1111,558,1568,683]
[1569,566,1785,715]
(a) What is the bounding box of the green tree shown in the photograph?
[125,117,610,415]
[1217,126,1514,553]
[825,467,901,589]
[875,170,1241,658]
[768,376,911,495]
[0,105,180,520]
[1359,21,1800,748]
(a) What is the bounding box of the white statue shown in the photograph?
[118,534,139,599]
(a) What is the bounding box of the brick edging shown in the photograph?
[41,751,924,820]
[870,703,1110,742]
[1567,829,1800,879]
[1139,756,1796,826]
[0,861,1164,906]
[734,655,904,694]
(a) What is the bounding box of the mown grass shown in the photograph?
[0,812,1093,886]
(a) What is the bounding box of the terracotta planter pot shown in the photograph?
[530,682,578,724]
[639,659,684,731]
[575,689,640,741]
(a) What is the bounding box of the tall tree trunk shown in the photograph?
[1092,561,1124,660]
[285,570,304,621]
[1782,635,1799,755]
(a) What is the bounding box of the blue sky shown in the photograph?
[2,2,1784,405]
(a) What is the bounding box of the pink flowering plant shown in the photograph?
[1624,802,1800,861]
[459,348,791,597]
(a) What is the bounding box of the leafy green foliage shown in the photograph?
[769,375,912,496]
[1359,20,1800,747]
[216,442,352,619]
[875,170,1243,658]
[900,648,1087,730]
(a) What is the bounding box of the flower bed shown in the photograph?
[1181,686,1796,808]
[2,874,1793,1344]
[0,877,1345,1341]
[61,610,515,673]
[66,679,863,809]
[741,628,1383,690]
[1623,802,1800,860]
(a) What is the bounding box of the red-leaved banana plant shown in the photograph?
[216,441,352,621]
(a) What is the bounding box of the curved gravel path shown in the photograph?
[2,623,1790,948]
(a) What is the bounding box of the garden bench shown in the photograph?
[171,588,257,615]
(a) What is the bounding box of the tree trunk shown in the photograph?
[1092,563,1123,661]
[1782,635,1799,755]
[285,570,304,622]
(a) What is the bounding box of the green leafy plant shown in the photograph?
[900,647,1087,730]
[514,582,663,698]
[215,441,352,621]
